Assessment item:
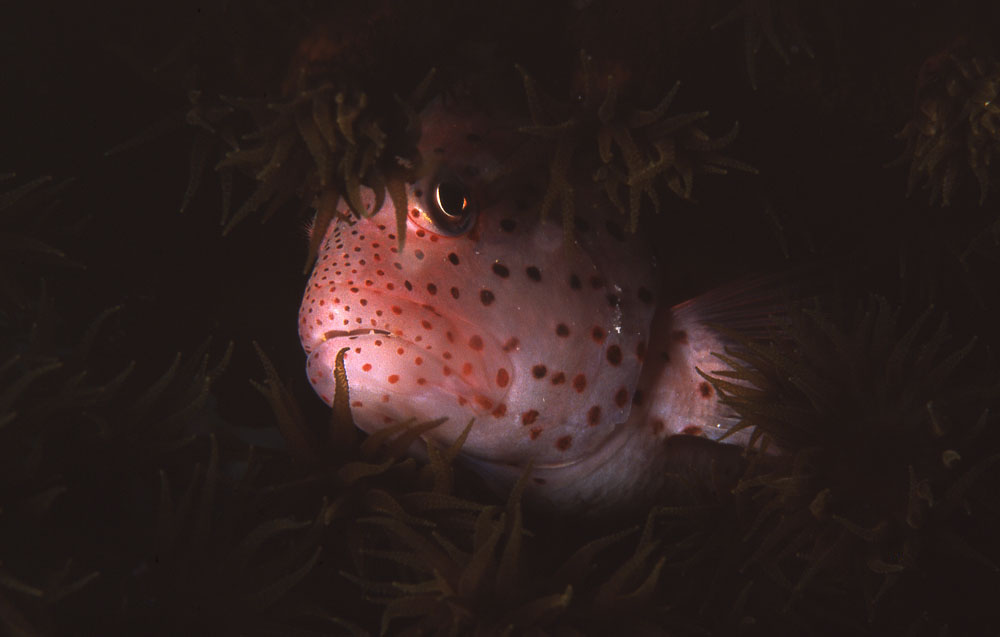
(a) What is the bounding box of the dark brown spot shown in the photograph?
[522,410,539,425]
[569,274,582,290]
[555,323,570,337]
[551,372,565,385]
[404,280,413,291]
[556,436,573,451]
[496,368,510,387]
[414,249,424,260]
[480,289,495,306]
[421,320,432,330]
[526,266,541,282]
[533,477,547,485]
[426,283,437,295]
[588,405,601,425]
[469,335,484,351]
[492,403,507,417]
[652,420,665,435]
[606,293,620,308]
[591,326,605,343]
[699,382,713,398]
[531,364,547,379]
[615,388,628,408]
[448,252,460,265]
[530,428,542,440]
[636,341,646,361]
[502,338,520,352]
[606,345,623,366]
[590,276,604,289]
[605,220,625,241]
[450,287,460,299]
[492,263,510,278]
[500,219,516,232]
[671,330,688,344]
[572,374,587,392]
[638,287,653,304]
[632,389,644,406]
[682,425,703,436]
[475,395,494,410]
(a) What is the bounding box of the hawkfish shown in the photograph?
[298,96,777,513]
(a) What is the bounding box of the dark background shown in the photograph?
[2,1,999,635]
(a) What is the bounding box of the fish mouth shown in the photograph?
[322,328,392,341]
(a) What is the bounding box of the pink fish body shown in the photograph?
[299,98,757,512]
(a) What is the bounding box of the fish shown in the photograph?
[298,96,780,513]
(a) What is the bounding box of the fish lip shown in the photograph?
[322,328,392,341]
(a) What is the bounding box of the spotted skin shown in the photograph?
[300,98,754,512]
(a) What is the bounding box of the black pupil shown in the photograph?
[436,182,468,218]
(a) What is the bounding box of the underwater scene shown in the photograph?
[2,0,1000,634]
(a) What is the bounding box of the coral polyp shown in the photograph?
[519,51,754,238]
[896,46,1000,205]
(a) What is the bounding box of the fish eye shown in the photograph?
[426,176,476,235]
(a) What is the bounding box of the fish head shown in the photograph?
[299,95,659,472]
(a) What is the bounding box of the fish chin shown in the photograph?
[305,332,519,458]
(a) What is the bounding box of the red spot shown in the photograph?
[556,436,573,451]
[522,410,539,425]
[397,348,405,355]
[410,208,420,217]
[606,345,623,366]
[421,320,433,330]
[615,388,628,408]
[415,356,423,365]
[682,425,704,436]
[496,368,510,387]
[417,378,427,385]
[388,375,400,384]
[352,401,363,408]
[462,362,474,375]
[502,337,519,352]
[457,396,468,405]
[671,330,688,344]
[391,306,402,315]
[699,382,713,398]
[492,404,507,417]
[529,428,542,440]
[362,363,372,372]
[416,229,426,237]
[551,372,565,385]
[443,366,452,376]
[475,395,494,410]
[375,339,382,346]
[446,331,455,343]
[443,351,453,360]
[588,405,601,425]
[381,394,390,402]
[468,335,484,351]
[572,374,587,392]
[651,420,665,435]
